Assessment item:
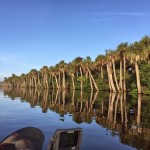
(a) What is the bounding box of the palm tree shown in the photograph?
[57,60,67,89]
[127,42,142,93]
[20,73,26,87]
[68,62,75,90]
[29,69,38,88]
[84,56,98,91]
[106,50,116,92]
[140,36,150,64]
[72,57,84,91]
[94,54,106,80]
[117,42,128,92]
[40,66,49,89]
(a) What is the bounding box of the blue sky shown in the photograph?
[0,0,150,81]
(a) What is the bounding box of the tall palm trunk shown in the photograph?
[112,58,120,91]
[79,67,83,91]
[107,63,116,92]
[119,60,123,91]
[71,74,75,90]
[100,66,104,79]
[58,72,61,89]
[62,70,65,89]
[87,67,98,91]
[123,57,126,92]
[135,60,142,94]
[54,75,59,89]
[89,73,93,91]
[34,76,37,88]
[45,74,49,89]
[38,72,41,88]
[52,75,54,89]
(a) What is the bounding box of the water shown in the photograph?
[0,87,150,150]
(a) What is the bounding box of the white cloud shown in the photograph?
[77,11,150,22]
[85,12,150,16]
[102,12,149,16]
[0,55,34,68]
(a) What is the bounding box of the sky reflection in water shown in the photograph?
[0,88,149,150]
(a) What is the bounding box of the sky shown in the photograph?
[0,0,150,81]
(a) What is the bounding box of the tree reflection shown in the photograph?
[1,87,150,149]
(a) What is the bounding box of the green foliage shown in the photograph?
[140,64,150,94]
[2,35,150,94]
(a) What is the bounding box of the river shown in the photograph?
[0,87,149,150]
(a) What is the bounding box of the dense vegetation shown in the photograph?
[1,36,150,94]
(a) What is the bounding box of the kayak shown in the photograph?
[0,127,44,150]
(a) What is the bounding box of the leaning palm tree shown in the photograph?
[108,50,120,92]
[84,56,98,91]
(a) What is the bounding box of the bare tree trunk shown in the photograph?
[85,71,88,80]
[34,77,37,88]
[135,60,142,94]
[79,67,83,91]
[100,66,104,79]
[58,72,61,89]
[54,75,59,89]
[71,74,75,90]
[123,57,126,92]
[112,58,120,91]
[46,74,49,89]
[89,75,93,91]
[87,67,98,91]
[107,63,116,92]
[119,60,123,91]
[38,73,41,88]
[62,70,65,89]
[52,75,54,89]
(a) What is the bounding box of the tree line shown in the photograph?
[1,36,150,94]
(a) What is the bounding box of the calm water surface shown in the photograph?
[0,87,150,150]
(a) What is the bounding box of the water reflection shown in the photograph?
[1,87,150,150]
